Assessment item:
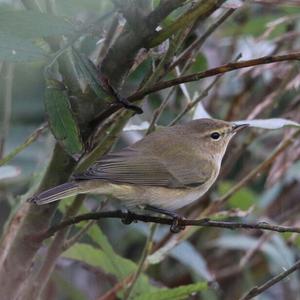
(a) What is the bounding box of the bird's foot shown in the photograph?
[144,205,186,233]
[121,209,136,225]
[170,216,186,233]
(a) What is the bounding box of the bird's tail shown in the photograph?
[28,182,80,205]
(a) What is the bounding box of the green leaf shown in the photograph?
[218,181,256,210]
[0,32,45,62]
[189,53,207,73]
[63,243,125,277]
[87,224,128,279]
[45,83,83,155]
[134,281,208,300]
[86,225,156,295]
[63,243,157,296]
[0,8,74,38]
[56,0,112,16]
[224,15,285,38]
[72,48,109,100]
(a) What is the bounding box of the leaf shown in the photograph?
[0,8,74,38]
[86,224,128,279]
[45,83,83,156]
[72,48,108,99]
[55,0,111,17]
[62,243,156,296]
[218,181,256,210]
[235,118,300,129]
[211,235,295,274]
[136,224,213,281]
[134,282,208,300]
[63,243,126,277]
[0,32,45,62]
[170,242,213,282]
[189,53,208,74]
[225,15,286,37]
[0,166,21,181]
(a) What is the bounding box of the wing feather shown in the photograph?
[74,146,211,188]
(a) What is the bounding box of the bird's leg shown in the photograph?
[121,208,136,225]
[144,205,186,233]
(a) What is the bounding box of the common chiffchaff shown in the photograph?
[29,118,248,219]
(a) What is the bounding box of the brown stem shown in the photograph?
[22,196,85,300]
[34,210,300,241]
[129,52,300,101]
[239,259,300,300]
[0,143,77,300]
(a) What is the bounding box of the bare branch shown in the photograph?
[129,52,300,101]
[169,7,236,71]
[0,123,47,166]
[240,259,300,300]
[33,210,300,241]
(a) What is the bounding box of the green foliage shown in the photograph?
[0,33,45,62]
[0,8,74,39]
[72,49,109,100]
[223,11,291,38]
[55,0,112,17]
[189,53,208,73]
[63,242,157,296]
[2,1,300,299]
[134,281,208,300]
[218,181,256,210]
[44,82,83,156]
[0,7,75,62]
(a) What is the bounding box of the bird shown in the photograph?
[28,118,248,232]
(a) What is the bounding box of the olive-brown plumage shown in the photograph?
[28,118,248,210]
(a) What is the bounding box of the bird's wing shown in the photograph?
[74,147,211,189]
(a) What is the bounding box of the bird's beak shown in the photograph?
[232,123,249,133]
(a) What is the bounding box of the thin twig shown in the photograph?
[0,64,14,159]
[123,224,156,300]
[128,52,300,101]
[91,51,300,126]
[211,128,300,211]
[0,123,48,166]
[169,8,236,71]
[62,219,95,251]
[97,13,119,64]
[33,210,300,241]
[169,75,221,125]
[239,259,300,300]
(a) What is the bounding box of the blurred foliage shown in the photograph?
[1,0,300,299]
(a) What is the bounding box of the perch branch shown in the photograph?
[35,210,300,241]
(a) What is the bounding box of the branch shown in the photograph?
[128,52,300,101]
[240,259,300,300]
[35,210,300,241]
[100,0,187,86]
[92,51,300,124]
[169,7,236,71]
[148,0,225,48]
[0,123,47,166]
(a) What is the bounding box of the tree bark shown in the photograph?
[0,144,76,300]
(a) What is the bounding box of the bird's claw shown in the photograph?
[121,210,136,225]
[170,217,186,233]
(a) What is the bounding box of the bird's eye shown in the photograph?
[210,132,221,140]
